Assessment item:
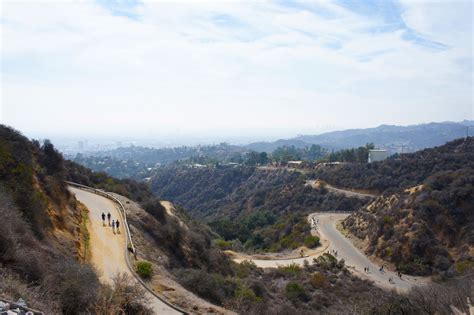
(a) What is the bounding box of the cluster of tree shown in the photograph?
[210,213,320,252]
[271,144,327,163]
[150,166,366,251]
[65,159,153,202]
[72,154,158,180]
[73,142,248,165]
[72,141,387,181]
[326,143,375,163]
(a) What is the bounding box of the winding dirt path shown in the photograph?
[69,187,181,315]
[305,180,377,199]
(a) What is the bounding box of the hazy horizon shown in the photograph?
[1,1,473,139]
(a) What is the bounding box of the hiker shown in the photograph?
[366,266,369,273]
[101,212,105,225]
[111,219,115,233]
[364,267,367,273]
[398,271,402,279]
[107,212,111,225]
[116,219,120,232]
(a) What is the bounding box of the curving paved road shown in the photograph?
[69,187,181,315]
[310,212,427,292]
[234,211,427,292]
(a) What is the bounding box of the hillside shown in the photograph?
[339,138,474,276]
[247,120,472,153]
[150,166,367,252]
[0,125,151,314]
[314,137,474,193]
[117,192,402,314]
[64,147,406,314]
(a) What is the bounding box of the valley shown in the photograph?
[1,125,472,314]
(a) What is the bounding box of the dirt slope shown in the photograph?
[69,187,180,315]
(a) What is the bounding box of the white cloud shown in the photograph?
[1,0,472,139]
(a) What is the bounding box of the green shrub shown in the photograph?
[235,260,258,278]
[285,282,309,302]
[174,268,237,305]
[277,263,302,277]
[214,238,233,250]
[383,215,394,225]
[234,285,261,303]
[455,260,472,275]
[310,272,327,288]
[304,235,320,248]
[136,261,153,279]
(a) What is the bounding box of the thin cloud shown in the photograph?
[1,0,472,138]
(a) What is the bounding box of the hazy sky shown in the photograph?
[1,0,473,140]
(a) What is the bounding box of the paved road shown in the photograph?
[69,187,180,315]
[234,211,426,292]
[310,212,427,292]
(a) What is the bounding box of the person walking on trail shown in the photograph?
[115,220,120,233]
[107,212,111,225]
[101,212,106,226]
[111,219,115,233]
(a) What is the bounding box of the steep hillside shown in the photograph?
[0,125,154,314]
[65,156,398,314]
[65,158,153,202]
[151,167,367,251]
[340,138,474,276]
[111,193,402,315]
[315,137,474,194]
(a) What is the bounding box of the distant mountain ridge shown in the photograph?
[246,120,473,153]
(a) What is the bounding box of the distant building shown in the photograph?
[368,149,389,163]
[287,161,303,167]
[190,163,206,169]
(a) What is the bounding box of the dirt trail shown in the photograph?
[306,180,377,199]
[69,187,181,315]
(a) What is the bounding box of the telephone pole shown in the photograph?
[466,126,473,139]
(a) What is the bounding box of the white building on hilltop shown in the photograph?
[368,149,389,163]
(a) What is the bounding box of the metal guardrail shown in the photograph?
[66,181,135,254]
[67,181,187,315]
[0,298,44,314]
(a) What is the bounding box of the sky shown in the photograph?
[1,0,473,141]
